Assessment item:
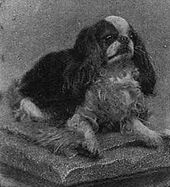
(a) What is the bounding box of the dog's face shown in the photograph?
[95,16,134,64]
[73,15,156,96]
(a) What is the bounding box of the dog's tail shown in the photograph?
[0,79,22,109]
[4,79,23,109]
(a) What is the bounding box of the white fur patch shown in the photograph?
[20,98,44,119]
[106,41,121,58]
[105,15,129,36]
[104,16,134,63]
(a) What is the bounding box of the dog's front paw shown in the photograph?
[132,119,163,148]
[145,131,163,148]
[81,135,100,157]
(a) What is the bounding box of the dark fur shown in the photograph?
[129,25,156,95]
[11,19,157,157]
[18,20,155,120]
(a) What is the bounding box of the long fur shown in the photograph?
[6,17,163,157]
[18,20,156,120]
[130,25,156,95]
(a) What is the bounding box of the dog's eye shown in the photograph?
[129,31,134,39]
[103,34,117,42]
[105,35,113,40]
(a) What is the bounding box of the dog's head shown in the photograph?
[96,16,134,64]
[71,15,156,96]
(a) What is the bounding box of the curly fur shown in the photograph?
[6,16,168,158]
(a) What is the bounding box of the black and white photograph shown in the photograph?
[0,0,170,186]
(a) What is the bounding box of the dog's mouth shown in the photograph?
[108,47,132,61]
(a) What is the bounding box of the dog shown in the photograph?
[6,15,170,157]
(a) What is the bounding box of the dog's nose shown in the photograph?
[118,36,129,45]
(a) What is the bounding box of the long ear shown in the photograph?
[130,26,156,96]
[74,26,101,60]
[63,26,104,97]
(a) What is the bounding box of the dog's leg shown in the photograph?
[13,98,44,121]
[131,119,163,147]
[67,113,100,156]
[159,128,170,138]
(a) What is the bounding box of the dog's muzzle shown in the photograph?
[108,45,132,60]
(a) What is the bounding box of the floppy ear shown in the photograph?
[130,25,156,96]
[74,26,104,64]
[63,26,104,97]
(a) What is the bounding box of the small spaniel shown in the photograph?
[7,15,170,157]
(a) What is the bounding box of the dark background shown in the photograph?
[0,0,170,128]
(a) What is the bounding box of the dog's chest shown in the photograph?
[85,68,145,122]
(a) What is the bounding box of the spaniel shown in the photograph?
[7,15,170,157]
